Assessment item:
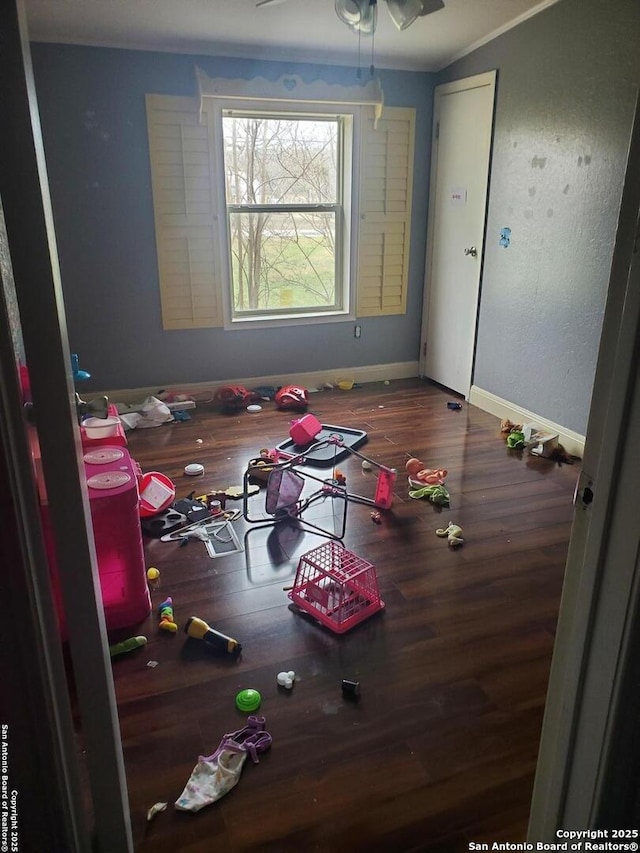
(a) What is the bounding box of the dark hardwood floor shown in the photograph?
[109,378,578,852]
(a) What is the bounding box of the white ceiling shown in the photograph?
[23,0,560,72]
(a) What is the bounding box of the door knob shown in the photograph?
[464,246,478,258]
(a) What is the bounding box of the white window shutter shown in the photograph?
[357,106,415,317]
[146,94,222,329]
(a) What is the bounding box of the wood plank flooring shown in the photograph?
[110,378,578,852]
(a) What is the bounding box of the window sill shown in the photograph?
[224,310,354,332]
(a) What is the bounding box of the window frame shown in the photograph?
[206,97,361,331]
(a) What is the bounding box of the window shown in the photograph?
[222,112,349,321]
[146,92,415,331]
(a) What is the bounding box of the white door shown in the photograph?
[420,71,496,396]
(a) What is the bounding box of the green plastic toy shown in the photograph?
[109,636,147,658]
[408,483,450,506]
[506,430,526,449]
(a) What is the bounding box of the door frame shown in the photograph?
[419,70,496,396]
[0,2,133,850]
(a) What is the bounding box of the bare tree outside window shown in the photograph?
[223,113,342,316]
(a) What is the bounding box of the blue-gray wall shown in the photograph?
[438,0,640,435]
[30,44,435,392]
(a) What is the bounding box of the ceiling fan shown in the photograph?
[256,0,445,34]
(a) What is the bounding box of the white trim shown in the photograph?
[435,0,563,71]
[469,385,585,459]
[93,360,420,407]
[202,97,363,331]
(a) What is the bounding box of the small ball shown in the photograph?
[147,567,160,581]
[196,438,203,444]
[361,460,372,471]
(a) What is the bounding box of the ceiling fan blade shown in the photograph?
[335,0,378,34]
[386,0,444,30]
[417,0,445,15]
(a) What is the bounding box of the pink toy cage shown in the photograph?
[288,540,384,633]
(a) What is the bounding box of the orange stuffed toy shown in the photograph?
[405,457,447,486]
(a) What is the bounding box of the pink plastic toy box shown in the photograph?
[46,446,151,636]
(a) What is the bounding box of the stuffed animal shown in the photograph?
[405,457,447,485]
[435,521,464,547]
[500,419,522,435]
[506,430,526,449]
[408,484,450,506]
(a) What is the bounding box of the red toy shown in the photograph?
[275,384,308,411]
[214,385,255,411]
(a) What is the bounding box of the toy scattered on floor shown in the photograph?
[147,567,160,581]
[235,689,262,712]
[158,597,178,632]
[146,802,167,822]
[175,715,271,813]
[109,636,147,658]
[435,522,464,547]
[447,401,462,410]
[225,484,260,500]
[184,463,205,476]
[405,458,448,485]
[341,679,360,700]
[289,413,322,445]
[501,419,523,434]
[214,384,256,412]
[185,615,242,655]
[506,430,526,449]
[276,671,296,689]
[408,483,450,506]
[361,459,372,471]
[289,541,385,634]
[274,384,309,411]
[370,511,382,524]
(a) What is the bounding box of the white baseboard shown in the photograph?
[469,385,585,459]
[95,361,420,408]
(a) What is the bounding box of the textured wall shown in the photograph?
[0,201,24,365]
[29,44,434,393]
[438,0,640,435]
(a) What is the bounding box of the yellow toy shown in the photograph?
[435,522,464,548]
[158,596,178,632]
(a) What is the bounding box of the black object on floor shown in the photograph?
[447,401,463,410]
[141,508,187,538]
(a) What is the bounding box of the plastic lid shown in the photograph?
[235,689,261,712]
[84,448,125,465]
[87,471,132,490]
[184,463,205,476]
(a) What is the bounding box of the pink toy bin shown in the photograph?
[289,413,322,446]
[138,471,176,517]
[47,446,151,638]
